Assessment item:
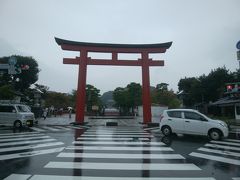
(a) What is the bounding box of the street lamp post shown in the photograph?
[236,41,240,69]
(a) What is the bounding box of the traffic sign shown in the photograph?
[237,41,240,50]
[8,56,17,65]
[0,64,9,69]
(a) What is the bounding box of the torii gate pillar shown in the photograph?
[55,37,172,124]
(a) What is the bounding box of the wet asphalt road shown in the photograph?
[0,120,240,180]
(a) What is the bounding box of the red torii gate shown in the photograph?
[55,37,172,124]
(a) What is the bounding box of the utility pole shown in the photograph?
[237,41,240,69]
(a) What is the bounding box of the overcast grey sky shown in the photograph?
[0,0,240,94]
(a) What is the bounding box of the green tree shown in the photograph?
[45,92,72,109]
[85,84,101,113]
[0,85,15,100]
[113,82,142,115]
[152,83,180,108]
[0,55,40,94]
[178,67,236,107]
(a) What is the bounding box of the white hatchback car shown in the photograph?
[160,109,229,140]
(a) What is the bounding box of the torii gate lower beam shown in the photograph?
[55,37,172,124]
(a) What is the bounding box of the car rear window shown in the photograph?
[167,111,182,118]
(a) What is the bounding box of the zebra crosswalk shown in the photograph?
[0,131,64,161]
[28,125,85,132]
[189,138,240,165]
[4,126,217,180]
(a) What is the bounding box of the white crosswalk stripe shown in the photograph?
[0,132,65,161]
[66,145,173,151]
[77,137,149,141]
[29,125,81,132]
[4,174,217,180]
[45,161,201,170]
[190,138,240,165]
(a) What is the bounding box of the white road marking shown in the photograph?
[224,139,240,143]
[86,130,146,133]
[66,146,173,151]
[40,126,61,131]
[4,174,32,180]
[0,147,64,160]
[144,127,160,131]
[232,178,240,180]
[57,152,185,159]
[0,142,64,153]
[69,126,84,130]
[0,131,39,136]
[45,161,201,170]
[205,143,240,151]
[210,140,240,147]
[77,137,149,141]
[81,134,153,138]
[189,152,240,165]
[29,127,46,132]
[198,147,240,157]
[4,174,217,180]
[54,126,72,130]
[73,141,164,145]
[0,133,45,139]
[84,132,150,135]
[0,138,56,147]
[0,136,50,142]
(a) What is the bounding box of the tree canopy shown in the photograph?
[0,55,40,100]
[178,67,240,107]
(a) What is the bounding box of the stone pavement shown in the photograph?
[37,114,149,126]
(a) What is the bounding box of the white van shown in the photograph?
[0,104,37,128]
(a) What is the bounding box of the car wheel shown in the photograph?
[162,126,172,136]
[14,120,22,128]
[209,129,222,140]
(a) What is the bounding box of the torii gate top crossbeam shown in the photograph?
[55,37,172,53]
[55,37,172,66]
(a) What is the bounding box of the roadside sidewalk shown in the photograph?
[37,114,77,125]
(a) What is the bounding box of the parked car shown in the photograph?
[0,103,37,128]
[159,109,229,140]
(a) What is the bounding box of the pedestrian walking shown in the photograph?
[43,108,48,120]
